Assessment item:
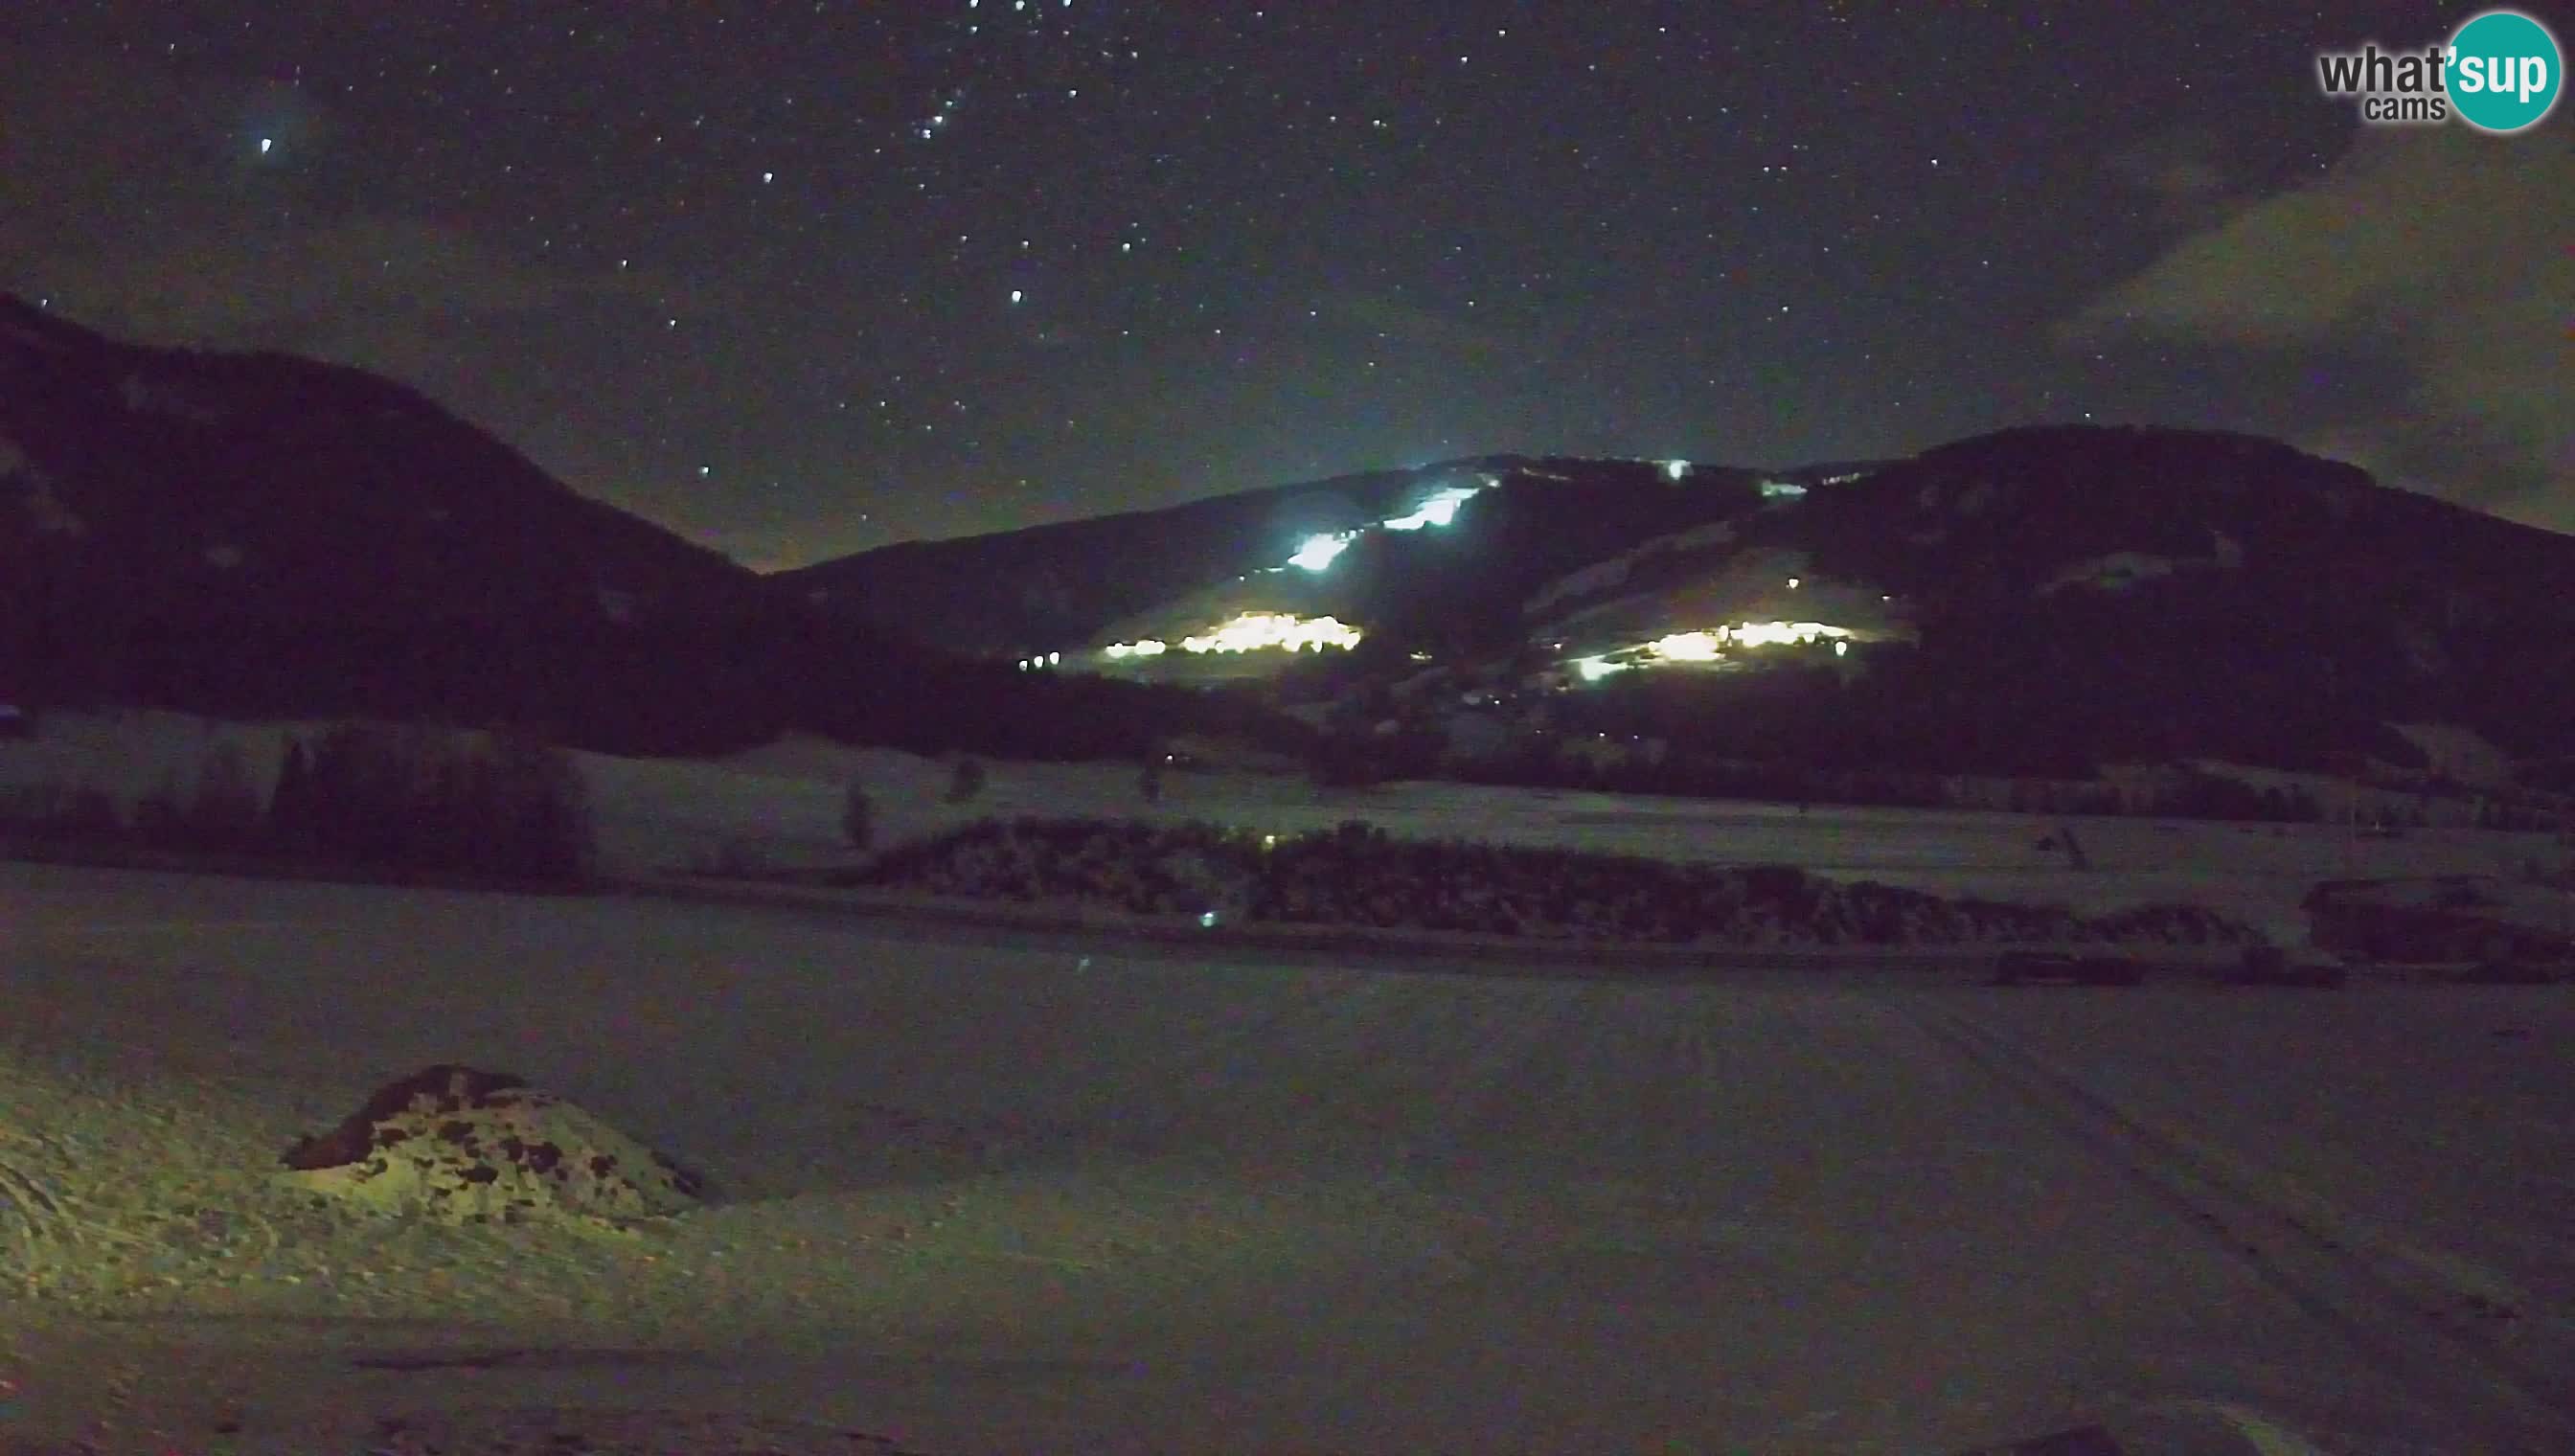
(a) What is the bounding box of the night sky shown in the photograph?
[1,3,2565,568]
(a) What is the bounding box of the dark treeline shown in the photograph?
[851,815,2260,947]
[0,722,596,885]
[0,595,1319,764]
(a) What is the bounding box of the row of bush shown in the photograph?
[0,723,595,885]
[844,816,2259,948]
[1428,742,2560,829]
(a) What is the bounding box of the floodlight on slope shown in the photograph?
[1382,485,1483,531]
[1288,533,1353,572]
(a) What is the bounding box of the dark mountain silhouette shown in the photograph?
[0,294,1288,761]
[780,455,1808,659]
[795,423,2575,781]
[1517,425,2575,776]
[0,294,827,753]
[10,295,2565,783]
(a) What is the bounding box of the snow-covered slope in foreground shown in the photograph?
[2,862,2569,1453]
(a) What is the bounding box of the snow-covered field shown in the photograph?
[3,861,2571,1453]
[9,712,2562,949]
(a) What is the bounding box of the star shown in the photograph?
[0,3,2547,562]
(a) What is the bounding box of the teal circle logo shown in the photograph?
[2447,10,2562,132]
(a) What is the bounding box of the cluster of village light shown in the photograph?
[1570,620,1856,681]
[1104,611,1364,660]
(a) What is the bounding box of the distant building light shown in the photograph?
[1568,622,1864,675]
[1759,479,1808,499]
[1175,611,1363,654]
[1048,651,1060,666]
[1647,631,1725,662]
[1787,577,1800,589]
[1727,620,1854,647]
[1664,459,1689,482]
[1834,640,1850,657]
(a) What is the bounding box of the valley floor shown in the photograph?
[13,713,2566,952]
[3,863,2571,1453]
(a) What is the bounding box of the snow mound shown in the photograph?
[1523,518,1739,618]
[2039,530,2247,596]
[362,1406,934,1454]
[116,371,225,421]
[0,438,87,536]
[2039,551,2180,594]
[2389,721,2513,786]
[280,1064,711,1225]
